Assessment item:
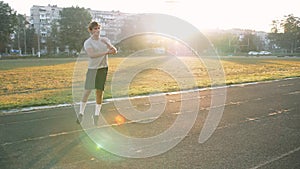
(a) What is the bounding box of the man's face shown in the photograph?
[92,26,101,36]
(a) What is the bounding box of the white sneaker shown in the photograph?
[76,114,83,124]
[92,115,99,126]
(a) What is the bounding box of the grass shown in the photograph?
[221,57,300,84]
[0,56,299,111]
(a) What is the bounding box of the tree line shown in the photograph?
[207,14,300,55]
[0,1,91,56]
[269,14,300,54]
[0,1,299,56]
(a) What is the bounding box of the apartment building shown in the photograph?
[30,4,127,53]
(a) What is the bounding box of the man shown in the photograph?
[77,21,117,125]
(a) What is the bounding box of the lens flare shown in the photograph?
[114,115,125,125]
[72,13,226,158]
[96,144,103,150]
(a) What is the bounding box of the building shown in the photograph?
[30,5,62,55]
[30,5,62,41]
[30,4,127,54]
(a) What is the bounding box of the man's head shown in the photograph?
[88,21,101,33]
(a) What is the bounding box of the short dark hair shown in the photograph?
[88,21,101,32]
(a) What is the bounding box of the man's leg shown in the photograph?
[95,89,103,115]
[77,90,91,124]
[80,89,92,114]
[93,89,103,125]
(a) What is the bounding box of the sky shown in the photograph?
[3,0,300,32]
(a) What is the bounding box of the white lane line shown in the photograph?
[1,129,83,146]
[278,83,294,87]
[0,115,64,126]
[288,91,300,95]
[1,114,168,146]
[0,103,72,115]
[250,146,300,169]
[217,108,292,130]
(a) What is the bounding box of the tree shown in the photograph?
[10,14,33,55]
[207,32,239,55]
[25,28,38,55]
[47,19,60,54]
[281,14,300,53]
[206,30,263,55]
[268,14,300,53]
[58,7,92,54]
[0,1,17,53]
[270,20,280,33]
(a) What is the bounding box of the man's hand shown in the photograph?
[107,47,117,54]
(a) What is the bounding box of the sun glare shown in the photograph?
[114,115,126,125]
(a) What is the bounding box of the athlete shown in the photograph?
[77,21,117,125]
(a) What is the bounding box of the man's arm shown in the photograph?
[101,38,117,54]
[85,47,109,58]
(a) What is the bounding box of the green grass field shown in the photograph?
[0,56,299,111]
